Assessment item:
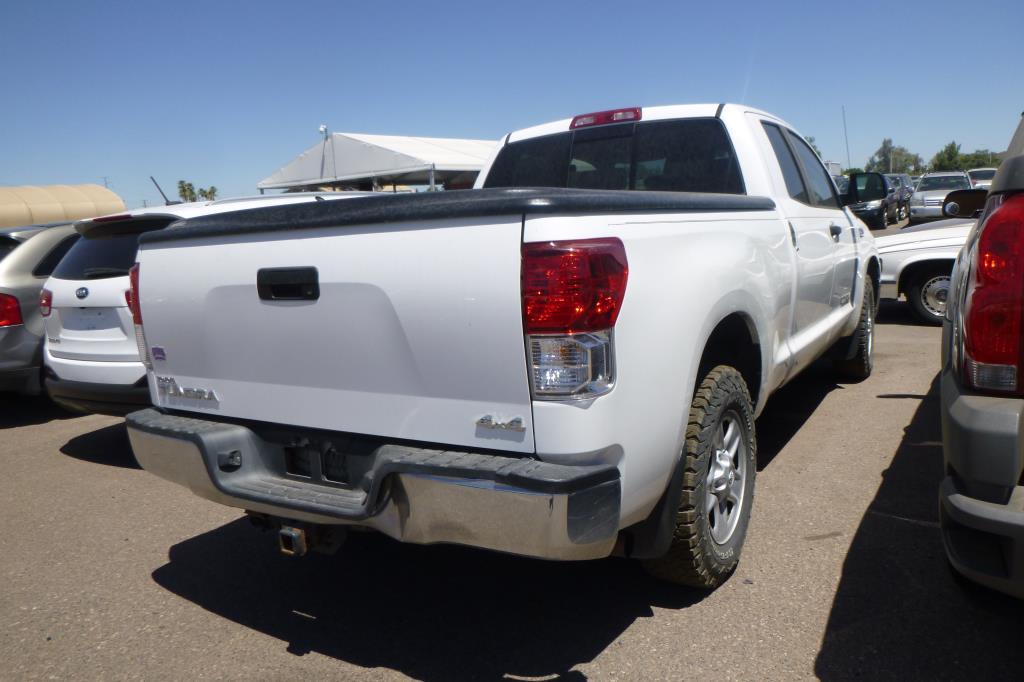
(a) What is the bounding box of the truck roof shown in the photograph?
[505,103,791,143]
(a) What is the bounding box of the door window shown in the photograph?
[787,133,841,209]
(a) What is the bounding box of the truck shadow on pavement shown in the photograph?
[153,525,701,680]
[148,362,846,679]
[0,393,75,429]
[814,375,1024,680]
[60,422,139,469]
[875,299,924,327]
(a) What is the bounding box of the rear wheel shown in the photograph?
[898,203,908,221]
[876,210,888,229]
[834,278,875,380]
[907,268,951,326]
[643,365,756,588]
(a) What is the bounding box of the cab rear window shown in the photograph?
[484,118,745,194]
[51,218,172,281]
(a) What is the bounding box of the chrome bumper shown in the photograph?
[126,409,621,561]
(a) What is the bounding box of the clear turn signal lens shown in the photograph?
[529,330,614,399]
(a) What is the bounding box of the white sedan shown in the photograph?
[876,218,974,325]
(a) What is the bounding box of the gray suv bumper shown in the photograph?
[940,369,1024,598]
[126,409,621,561]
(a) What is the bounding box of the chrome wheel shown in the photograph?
[920,275,950,318]
[899,204,908,221]
[705,410,747,545]
[865,293,874,365]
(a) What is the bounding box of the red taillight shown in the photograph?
[522,238,628,334]
[963,193,1024,393]
[38,288,52,318]
[0,293,23,327]
[128,264,142,324]
[570,107,642,129]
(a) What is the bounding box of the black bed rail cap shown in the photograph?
[140,187,777,245]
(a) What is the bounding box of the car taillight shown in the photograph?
[522,238,628,399]
[963,193,1024,393]
[38,288,52,318]
[128,263,151,367]
[0,293,23,327]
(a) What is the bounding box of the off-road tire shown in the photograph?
[834,278,875,380]
[642,365,756,589]
[907,267,950,326]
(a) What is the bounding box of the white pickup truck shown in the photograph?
[126,104,879,588]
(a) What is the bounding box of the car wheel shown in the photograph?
[833,278,875,380]
[876,210,888,229]
[908,268,951,326]
[899,203,908,221]
[642,365,756,589]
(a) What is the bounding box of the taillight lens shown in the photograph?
[963,193,1024,393]
[38,289,52,318]
[0,293,23,327]
[128,263,151,367]
[522,238,628,399]
[128,264,142,324]
[522,238,628,334]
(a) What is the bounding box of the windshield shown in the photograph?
[968,169,997,181]
[484,118,745,194]
[917,176,971,192]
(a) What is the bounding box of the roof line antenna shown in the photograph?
[150,176,181,205]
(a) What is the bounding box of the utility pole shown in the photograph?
[100,176,110,188]
[842,106,852,171]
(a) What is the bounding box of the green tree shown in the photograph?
[843,167,865,175]
[959,149,999,169]
[177,180,197,202]
[197,186,218,201]
[930,141,962,171]
[865,139,924,174]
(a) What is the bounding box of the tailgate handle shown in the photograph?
[257,267,320,301]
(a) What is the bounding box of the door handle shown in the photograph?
[829,223,844,241]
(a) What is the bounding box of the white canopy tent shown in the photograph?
[257,133,499,192]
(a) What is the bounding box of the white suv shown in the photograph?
[41,193,370,414]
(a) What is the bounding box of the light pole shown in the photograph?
[318,124,329,181]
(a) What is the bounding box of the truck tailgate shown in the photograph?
[137,215,534,453]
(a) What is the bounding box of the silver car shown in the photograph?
[0,223,79,394]
[908,171,972,224]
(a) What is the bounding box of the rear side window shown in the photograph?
[763,123,809,204]
[484,118,745,194]
[51,218,171,281]
[0,237,18,262]
[33,234,80,278]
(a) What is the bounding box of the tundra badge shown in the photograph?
[156,376,219,402]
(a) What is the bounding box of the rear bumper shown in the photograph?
[126,408,622,561]
[940,368,1024,598]
[910,205,943,220]
[0,367,41,395]
[45,377,151,416]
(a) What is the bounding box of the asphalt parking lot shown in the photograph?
[3,300,1024,681]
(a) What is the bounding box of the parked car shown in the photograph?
[41,193,372,415]
[886,173,915,221]
[909,172,972,224]
[967,167,998,189]
[832,175,849,194]
[875,217,973,324]
[848,172,900,228]
[910,175,922,187]
[125,104,880,590]
[940,114,1024,598]
[0,222,79,395]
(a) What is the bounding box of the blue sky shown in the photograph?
[1,0,1020,209]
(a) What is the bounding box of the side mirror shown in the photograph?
[942,188,988,218]
[843,172,889,204]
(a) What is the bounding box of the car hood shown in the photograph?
[875,219,974,251]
